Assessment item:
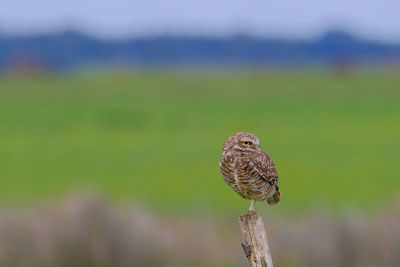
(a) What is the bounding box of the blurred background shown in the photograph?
[1,0,400,266]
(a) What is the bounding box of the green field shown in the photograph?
[1,69,399,213]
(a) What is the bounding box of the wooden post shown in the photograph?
[239,211,274,267]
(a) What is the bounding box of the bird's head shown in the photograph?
[223,132,260,154]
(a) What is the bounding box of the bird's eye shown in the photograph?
[243,141,252,145]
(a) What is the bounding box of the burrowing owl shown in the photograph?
[219,132,281,211]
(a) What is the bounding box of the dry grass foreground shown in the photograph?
[1,195,400,267]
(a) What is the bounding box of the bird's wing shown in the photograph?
[252,151,279,187]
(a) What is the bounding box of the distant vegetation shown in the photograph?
[0,69,399,213]
[1,31,400,70]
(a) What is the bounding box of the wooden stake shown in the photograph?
[239,211,274,267]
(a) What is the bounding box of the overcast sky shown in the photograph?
[1,0,400,42]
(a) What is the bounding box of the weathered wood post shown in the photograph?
[239,211,274,267]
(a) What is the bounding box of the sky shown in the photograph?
[1,0,400,42]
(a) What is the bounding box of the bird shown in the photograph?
[219,132,281,211]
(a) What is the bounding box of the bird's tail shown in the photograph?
[267,180,281,205]
[267,191,281,205]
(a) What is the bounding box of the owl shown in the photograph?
[219,132,281,211]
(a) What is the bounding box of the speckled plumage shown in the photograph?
[219,132,281,207]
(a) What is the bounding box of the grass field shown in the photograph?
[0,69,399,214]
